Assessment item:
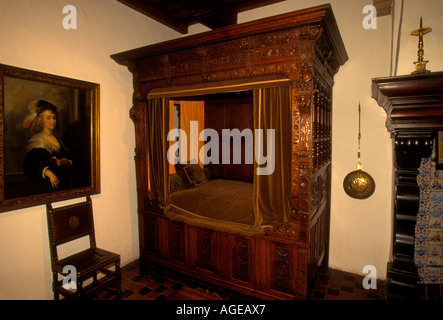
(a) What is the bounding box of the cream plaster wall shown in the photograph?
[0,0,442,299]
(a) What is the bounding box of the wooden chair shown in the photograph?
[46,195,121,300]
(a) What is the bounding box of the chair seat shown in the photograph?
[55,247,120,278]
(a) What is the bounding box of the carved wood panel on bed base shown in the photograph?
[112,4,347,300]
[140,211,313,299]
[139,164,331,299]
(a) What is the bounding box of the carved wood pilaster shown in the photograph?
[199,229,214,271]
[296,246,309,298]
[272,244,292,292]
[170,222,185,261]
[234,236,252,281]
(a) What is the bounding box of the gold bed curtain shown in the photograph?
[146,79,291,228]
[253,86,292,226]
[147,97,170,210]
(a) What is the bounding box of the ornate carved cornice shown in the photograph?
[372,71,443,135]
[111,4,348,69]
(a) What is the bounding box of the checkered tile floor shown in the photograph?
[96,260,387,300]
[310,268,386,300]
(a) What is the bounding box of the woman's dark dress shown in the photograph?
[23,132,73,195]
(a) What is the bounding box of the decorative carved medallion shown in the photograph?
[266,222,299,239]
[68,215,79,229]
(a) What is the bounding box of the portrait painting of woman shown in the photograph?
[22,100,74,194]
[0,63,99,212]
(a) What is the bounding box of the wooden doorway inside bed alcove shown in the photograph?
[146,77,292,232]
[169,90,254,182]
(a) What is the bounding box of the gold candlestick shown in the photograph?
[411,17,432,74]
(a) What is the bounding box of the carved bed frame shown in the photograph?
[112,4,348,299]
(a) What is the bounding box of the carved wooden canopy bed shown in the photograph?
[111,4,348,299]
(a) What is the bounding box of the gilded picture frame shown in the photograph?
[0,63,100,213]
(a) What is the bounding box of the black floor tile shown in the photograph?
[341,285,354,293]
[327,288,340,296]
[138,287,152,295]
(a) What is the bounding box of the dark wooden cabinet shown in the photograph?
[372,71,443,299]
[112,4,348,299]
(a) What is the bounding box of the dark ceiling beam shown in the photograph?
[117,0,286,34]
[177,0,237,29]
[117,0,189,34]
[234,0,286,12]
